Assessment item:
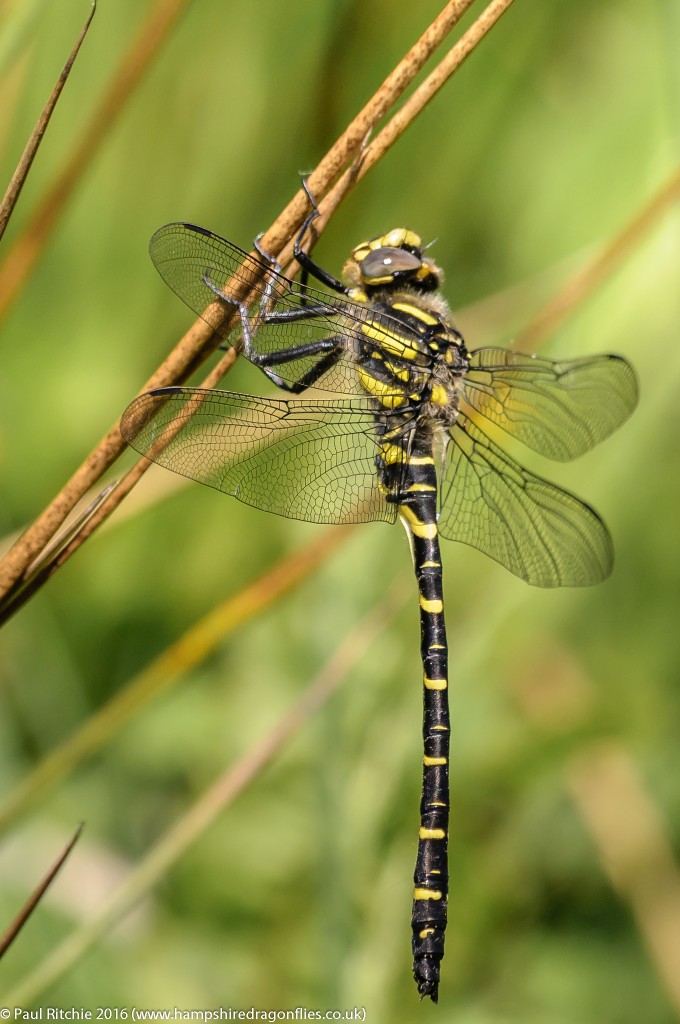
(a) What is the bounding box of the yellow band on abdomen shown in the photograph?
[413,888,443,901]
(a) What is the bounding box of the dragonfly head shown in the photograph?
[345,229,442,295]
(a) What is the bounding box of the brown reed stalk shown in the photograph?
[0,524,354,833]
[0,0,507,609]
[513,648,680,1019]
[515,164,680,352]
[0,0,191,316]
[0,3,95,239]
[3,582,408,1005]
[0,824,83,958]
[568,745,680,1017]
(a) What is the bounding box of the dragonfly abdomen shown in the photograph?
[387,437,450,1003]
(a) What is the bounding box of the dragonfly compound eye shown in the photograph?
[360,246,423,285]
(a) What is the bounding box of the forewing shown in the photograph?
[438,414,613,587]
[149,223,424,396]
[463,348,638,461]
[120,387,398,526]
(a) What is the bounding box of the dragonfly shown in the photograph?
[120,198,638,1002]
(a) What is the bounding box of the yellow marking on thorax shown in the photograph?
[423,755,446,766]
[429,384,449,406]
[399,505,437,539]
[407,482,437,493]
[424,676,447,690]
[357,367,408,408]
[391,301,439,326]
[419,827,446,840]
[420,596,443,614]
[413,888,443,901]
[382,360,411,382]
[361,321,419,359]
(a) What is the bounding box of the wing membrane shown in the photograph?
[120,387,399,526]
[438,414,613,587]
[463,348,638,461]
[149,223,425,396]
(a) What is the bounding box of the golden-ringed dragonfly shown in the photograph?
[120,195,638,1002]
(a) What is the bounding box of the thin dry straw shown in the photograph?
[0,526,355,833]
[0,0,506,606]
[567,746,680,1017]
[513,648,680,1019]
[0,0,191,317]
[0,824,84,958]
[0,3,96,240]
[515,164,680,352]
[3,582,408,1005]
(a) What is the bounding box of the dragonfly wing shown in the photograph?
[149,223,422,397]
[463,348,638,461]
[149,222,262,338]
[120,388,398,526]
[438,414,613,587]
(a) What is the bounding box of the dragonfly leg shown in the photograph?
[202,269,263,363]
[203,267,345,393]
[212,236,290,351]
[293,178,350,297]
[252,335,344,393]
[252,232,286,319]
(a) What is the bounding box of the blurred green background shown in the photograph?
[0,0,679,1020]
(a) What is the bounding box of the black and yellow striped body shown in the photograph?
[408,507,449,1001]
[123,214,638,1005]
[351,256,466,1001]
[377,426,451,1000]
